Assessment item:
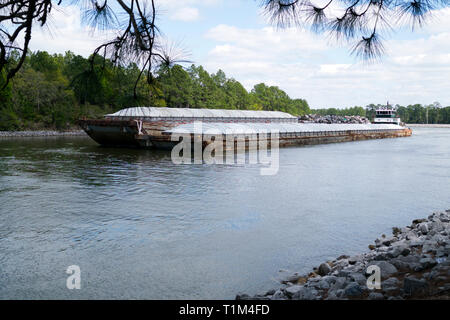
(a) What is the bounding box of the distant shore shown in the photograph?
[407,124,450,128]
[0,130,87,138]
[237,210,450,300]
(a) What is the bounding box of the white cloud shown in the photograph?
[170,7,200,22]
[203,10,450,108]
[159,0,220,6]
[30,6,116,57]
[420,7,450,34]
[24,3,450,108]
[159,0,221,22]
[319,64,351,74]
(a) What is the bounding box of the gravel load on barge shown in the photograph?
[78,107,412,149]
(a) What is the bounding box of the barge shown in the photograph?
[78,107,412,149]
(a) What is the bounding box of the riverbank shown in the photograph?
[0,130,87,137]
[237,210,450,300]
[407,124,450,128]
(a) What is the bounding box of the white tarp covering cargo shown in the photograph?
[165,122,404,135]
[105,107,295,119]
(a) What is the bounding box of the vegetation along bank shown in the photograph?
[1,51,450,132]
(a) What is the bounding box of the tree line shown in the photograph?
[0,50,310,131]
[1,50,449,131]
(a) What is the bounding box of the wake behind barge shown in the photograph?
[78,107,412,149]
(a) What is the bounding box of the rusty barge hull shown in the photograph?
[79,119,412,150]
[79,119,142,147]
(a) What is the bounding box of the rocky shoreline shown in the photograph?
[237,210,450,300]
[0,130,87,137]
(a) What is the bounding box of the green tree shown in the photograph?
[223,79,251,110]
[251,83,291,113]
[290,99,311,116]
[188,65,221,109]
[157,65,194,108]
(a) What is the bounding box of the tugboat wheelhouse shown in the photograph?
[373,104,401,125]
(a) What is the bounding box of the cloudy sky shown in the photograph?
[30,0,450,108]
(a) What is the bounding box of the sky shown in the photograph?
[29,0,450,109]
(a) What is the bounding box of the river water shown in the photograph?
[0,128,449,299]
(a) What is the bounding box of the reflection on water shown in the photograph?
[0,129,449,299]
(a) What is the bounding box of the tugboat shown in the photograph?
[373,102,402,125]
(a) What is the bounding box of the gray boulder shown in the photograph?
[284,285,303,298]
[419,223,429,234]
[444,245,450,255]
[367,261,398,279]
[410,238,425,247]
[348,256,360,265]
[280,273,303,284]
[374,253,388,261]
[309,279,330,290]
[413,218,427,225]
[382,237,397,246]
[419,258,437,269]
[430,221,445,233]
[291,287,320,300]
[337,269,354,278]
[383,277,399,288]
[271,289,287,300]
[403,277,429,296]
[343,282,364,297]
[321,275,338,285]
[368,292,384,300]
[265,289,276,296]
[400,247,411,256]
[330,277,349,292]
[390,259,410,271]
[236,293,251,300]
[318,262,331,276]
[349,272,367,286]
[386,248,403,259]
[382,277,400,295]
